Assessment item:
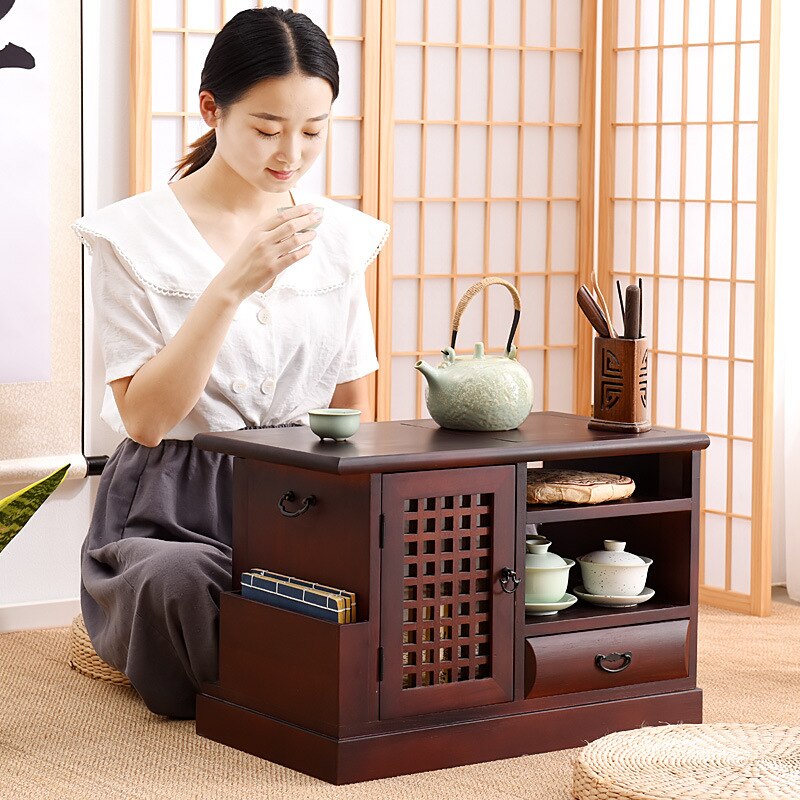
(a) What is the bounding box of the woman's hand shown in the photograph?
[215,204,322,300]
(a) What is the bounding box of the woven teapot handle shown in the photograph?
[450,277,521,354]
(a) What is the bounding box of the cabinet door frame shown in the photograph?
[380,465,516,719]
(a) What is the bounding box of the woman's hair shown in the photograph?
[171,7,339,181]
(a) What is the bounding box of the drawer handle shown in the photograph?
[595,651,633,673]
[499,567,521,593]
[278,490,317,518]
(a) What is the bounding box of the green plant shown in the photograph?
[0,464,70,555]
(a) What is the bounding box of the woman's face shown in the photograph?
[202,72,333,192]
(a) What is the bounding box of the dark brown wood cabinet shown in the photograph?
[194,412,708,784]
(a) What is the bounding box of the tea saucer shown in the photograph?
[573,585,655,607]
[524,593,577,616]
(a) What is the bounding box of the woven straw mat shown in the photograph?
[573,723,800,800]
[67,614,131,686]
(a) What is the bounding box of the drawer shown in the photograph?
[524,619,689,699]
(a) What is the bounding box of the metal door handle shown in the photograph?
[499,567,521,593]
[595,651,633,673]
[278,490,317,518]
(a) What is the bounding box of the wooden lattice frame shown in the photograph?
[597,0,779,615]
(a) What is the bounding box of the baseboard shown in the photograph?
[0,598,81,633]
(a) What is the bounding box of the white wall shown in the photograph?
[0,0,129,630]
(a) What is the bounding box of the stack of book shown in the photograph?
[240,568,356,624]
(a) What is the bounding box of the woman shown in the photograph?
[71,7,390,718]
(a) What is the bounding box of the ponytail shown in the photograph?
[171,129,217,181]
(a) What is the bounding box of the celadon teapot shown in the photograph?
[415,277,534,431]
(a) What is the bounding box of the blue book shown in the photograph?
[241,571,349,624]
[247,568,356,622]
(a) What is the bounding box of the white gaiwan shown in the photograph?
[525,537,574,603]
[577,540,652,597]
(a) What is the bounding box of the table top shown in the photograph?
[193,412,709,475]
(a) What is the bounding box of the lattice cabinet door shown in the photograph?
[380,465,516,719]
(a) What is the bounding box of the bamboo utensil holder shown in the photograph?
[589,336,651,433]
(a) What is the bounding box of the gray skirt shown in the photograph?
[81,433,268,719]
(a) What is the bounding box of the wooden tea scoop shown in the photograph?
[577,285,611,338]
[590,272,618,337]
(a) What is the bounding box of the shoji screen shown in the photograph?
[378,0,597,420]
[598,0,778,613]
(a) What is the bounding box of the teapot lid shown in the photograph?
[525,537,571,569]
[579,539,647,565]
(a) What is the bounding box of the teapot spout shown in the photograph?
[414,359,441,389]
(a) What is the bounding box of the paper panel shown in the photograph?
[488,201,517,273]
[552,127,578,197]
[730,518,752,595]
[554,52,580,124]
[615,51,634,126]
[491,127,519,197]
[711,124,733,201]
[681,280,705,354]
[681,355,704,429]
[707,281,731,358]
[186,0,220,29]
[709,202,733,280]
[688,0,710,44]
[731,439,753,517]
[333,0,363,37]
[705,358,729,434]
[736,203,756,280]
[394,124,422,196]
[635,200,656,274]
[686,47,709,123]
[617,0,636,48]
[152,0,182,28]
[526,0,552,47]
[613,200,632,271]
[152,33,182,113]
[684,126,707,201]
[733,361,754,439]
[654,352,677,427]
[637,126,657,198]
[396,0,423,41]
[487,275,519,350]
[657,277,679,351]
[330,120,360,196]
[551,201,577,272]
[462,0,490,45]
[703,512,727,588]
[493,50,521,122]
[548,275,576,346]
[714,0,737,42]
[712,45,735,121]
[459,125,488,197]
[425,126,456,196]
[663,3,684,46]
[461,48,489,121]
[392,202,421,275]
[428,0,457,43]
[734,282,755,360]
[614,125,633,198]
[421,278,453,352]
[704,436,728,511]
[519,275,546,346]
[424,203,454,273]
[427,47,457,119]
[151,116,183,188]
[520,201,548,272]
[638,49,658,123]
[395,47,423,119]
[683,202,706,277]
[392,280,419,352]
[660,126,681,199]
[738,123,758,203]
[454,277,485,349]
[457,202,486,273]
[493,0,521,46]
[740,0,761,41]
[186,114,209,147]
[302,150,328,195]
[333,40,362,117]
[547,348,574,412]
[519,349,545,411]
[738,44,760,121]
[391,356,418,420]
[640,0,659,47]
[522,126,549,197]
[659,201,680,275]
[556,0,582,49]
[524,51,551,122]
[662,48,683,124]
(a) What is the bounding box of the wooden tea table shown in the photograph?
[193,412,708,784]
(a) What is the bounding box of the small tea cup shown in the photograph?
[277,205,324,232]
[308,408,361,441]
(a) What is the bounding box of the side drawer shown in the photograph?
[525,619,689,699]
[216,591,373,736]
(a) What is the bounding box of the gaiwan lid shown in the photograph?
[579,540,648,566]
[525,537,572,569]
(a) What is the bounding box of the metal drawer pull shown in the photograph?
[499,567,521,593]
[595,651,633,673]
[278,490,317,518]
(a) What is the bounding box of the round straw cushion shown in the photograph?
[573,723,800,800]
[526,469,635,505]
[67,613,131,686]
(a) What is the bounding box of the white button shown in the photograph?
[232,379,248,393]
[257,308,270,324]
[260,379,275,395]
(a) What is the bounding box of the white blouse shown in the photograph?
[71,184,391,441]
